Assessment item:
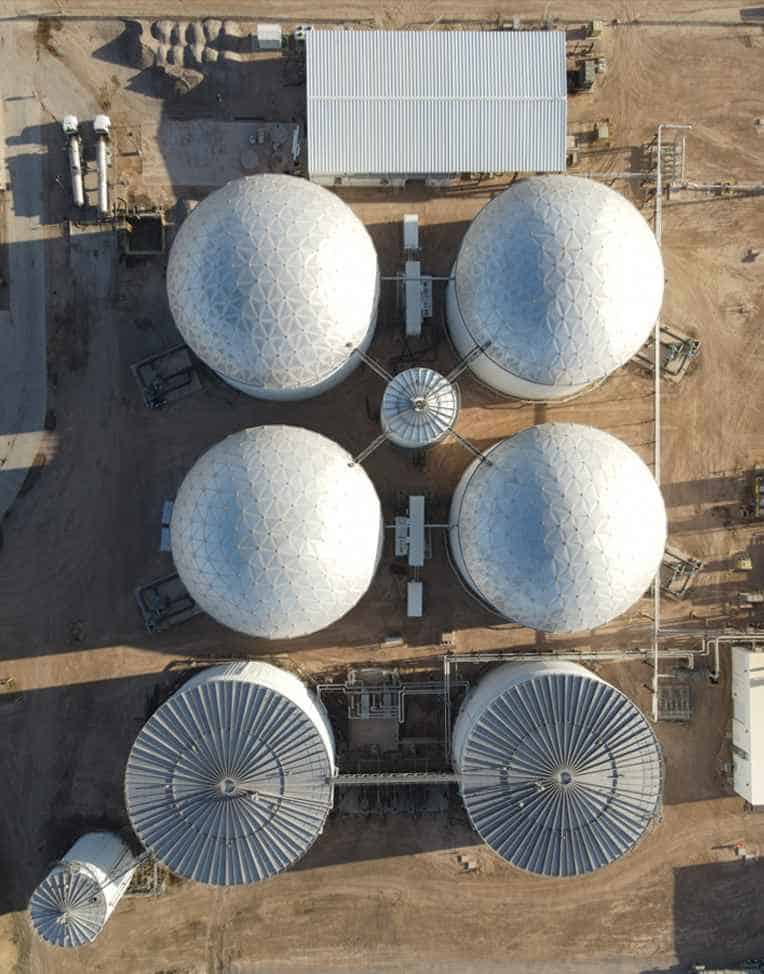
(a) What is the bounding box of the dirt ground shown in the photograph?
[1,4,764,973]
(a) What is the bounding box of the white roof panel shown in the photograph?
[307,31,567,177]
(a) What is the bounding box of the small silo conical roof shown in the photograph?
[29,833,136,949]
[29,867,108,948]
[171,425,383,639]
[167,174,379,400]
[452,661,663,877]
[446,175,664,399]
[380,367,459,449]
[125,662,336,886]
[449,423,666,632]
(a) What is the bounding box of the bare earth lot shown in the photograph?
[1,3,764,972]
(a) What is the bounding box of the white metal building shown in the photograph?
[306,31,567,184]
[125,662,336,886]
[731,646,764,804]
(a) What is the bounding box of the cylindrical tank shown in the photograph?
[28,831,136,948]
[447,175,664,400]
[170,425,383,640]
[452,661,663,877]
[62,116,84,209]
[380,367,459,449]
[94,115,111,218]
[125,662,336,886]
[166,174,379,400]
[449,422,667,633]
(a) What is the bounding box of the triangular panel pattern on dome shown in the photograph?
[167,175,379,397]
[171,426,383,639]
[451,175,664,388]
[450,423,667,632]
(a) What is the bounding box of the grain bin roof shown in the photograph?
[452,661,663,877]
[306,31,567,178]
[125,663,336,886]
[380,368,459,448]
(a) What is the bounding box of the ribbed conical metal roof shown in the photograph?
[453,662,663,877]
[29,866,107,948]
[380,368,459,448]
[125,663,335,886]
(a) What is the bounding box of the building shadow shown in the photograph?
[671,859,764,968]
[0,667,191,916]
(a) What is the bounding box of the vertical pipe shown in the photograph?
[652,122,692,721]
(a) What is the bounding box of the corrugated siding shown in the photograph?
[307,30,567,177]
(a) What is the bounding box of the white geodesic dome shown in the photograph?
[125,662,335,886]
[449,423,667,632]
[171,426,383,639]
[167,174,379,400]
[446,175,664,400]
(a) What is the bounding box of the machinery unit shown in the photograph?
[446,176,664,400]
[29,832,137,948]
[93,114,111,218]
[402,213,419,253]
[401,260,433,338]
[170,426,383,639]
[452,661,663,876]
[449,423,667,632]
[394,495,426,568]
[125,662,335,885]
[256,23,282,50]
[380,369,459,450]
[167,174,379,400]
[61,115,84,208]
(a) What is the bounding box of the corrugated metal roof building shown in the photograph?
[306,30,567,184]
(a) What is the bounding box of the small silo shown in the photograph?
[446,175,664,400]
[166,174,379,400]
[449,422,666,632]
[29,832,136,948]
[170,425,383,639]
[125,662,335,886]
[452,661,663,877]
[380,367,459,450]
